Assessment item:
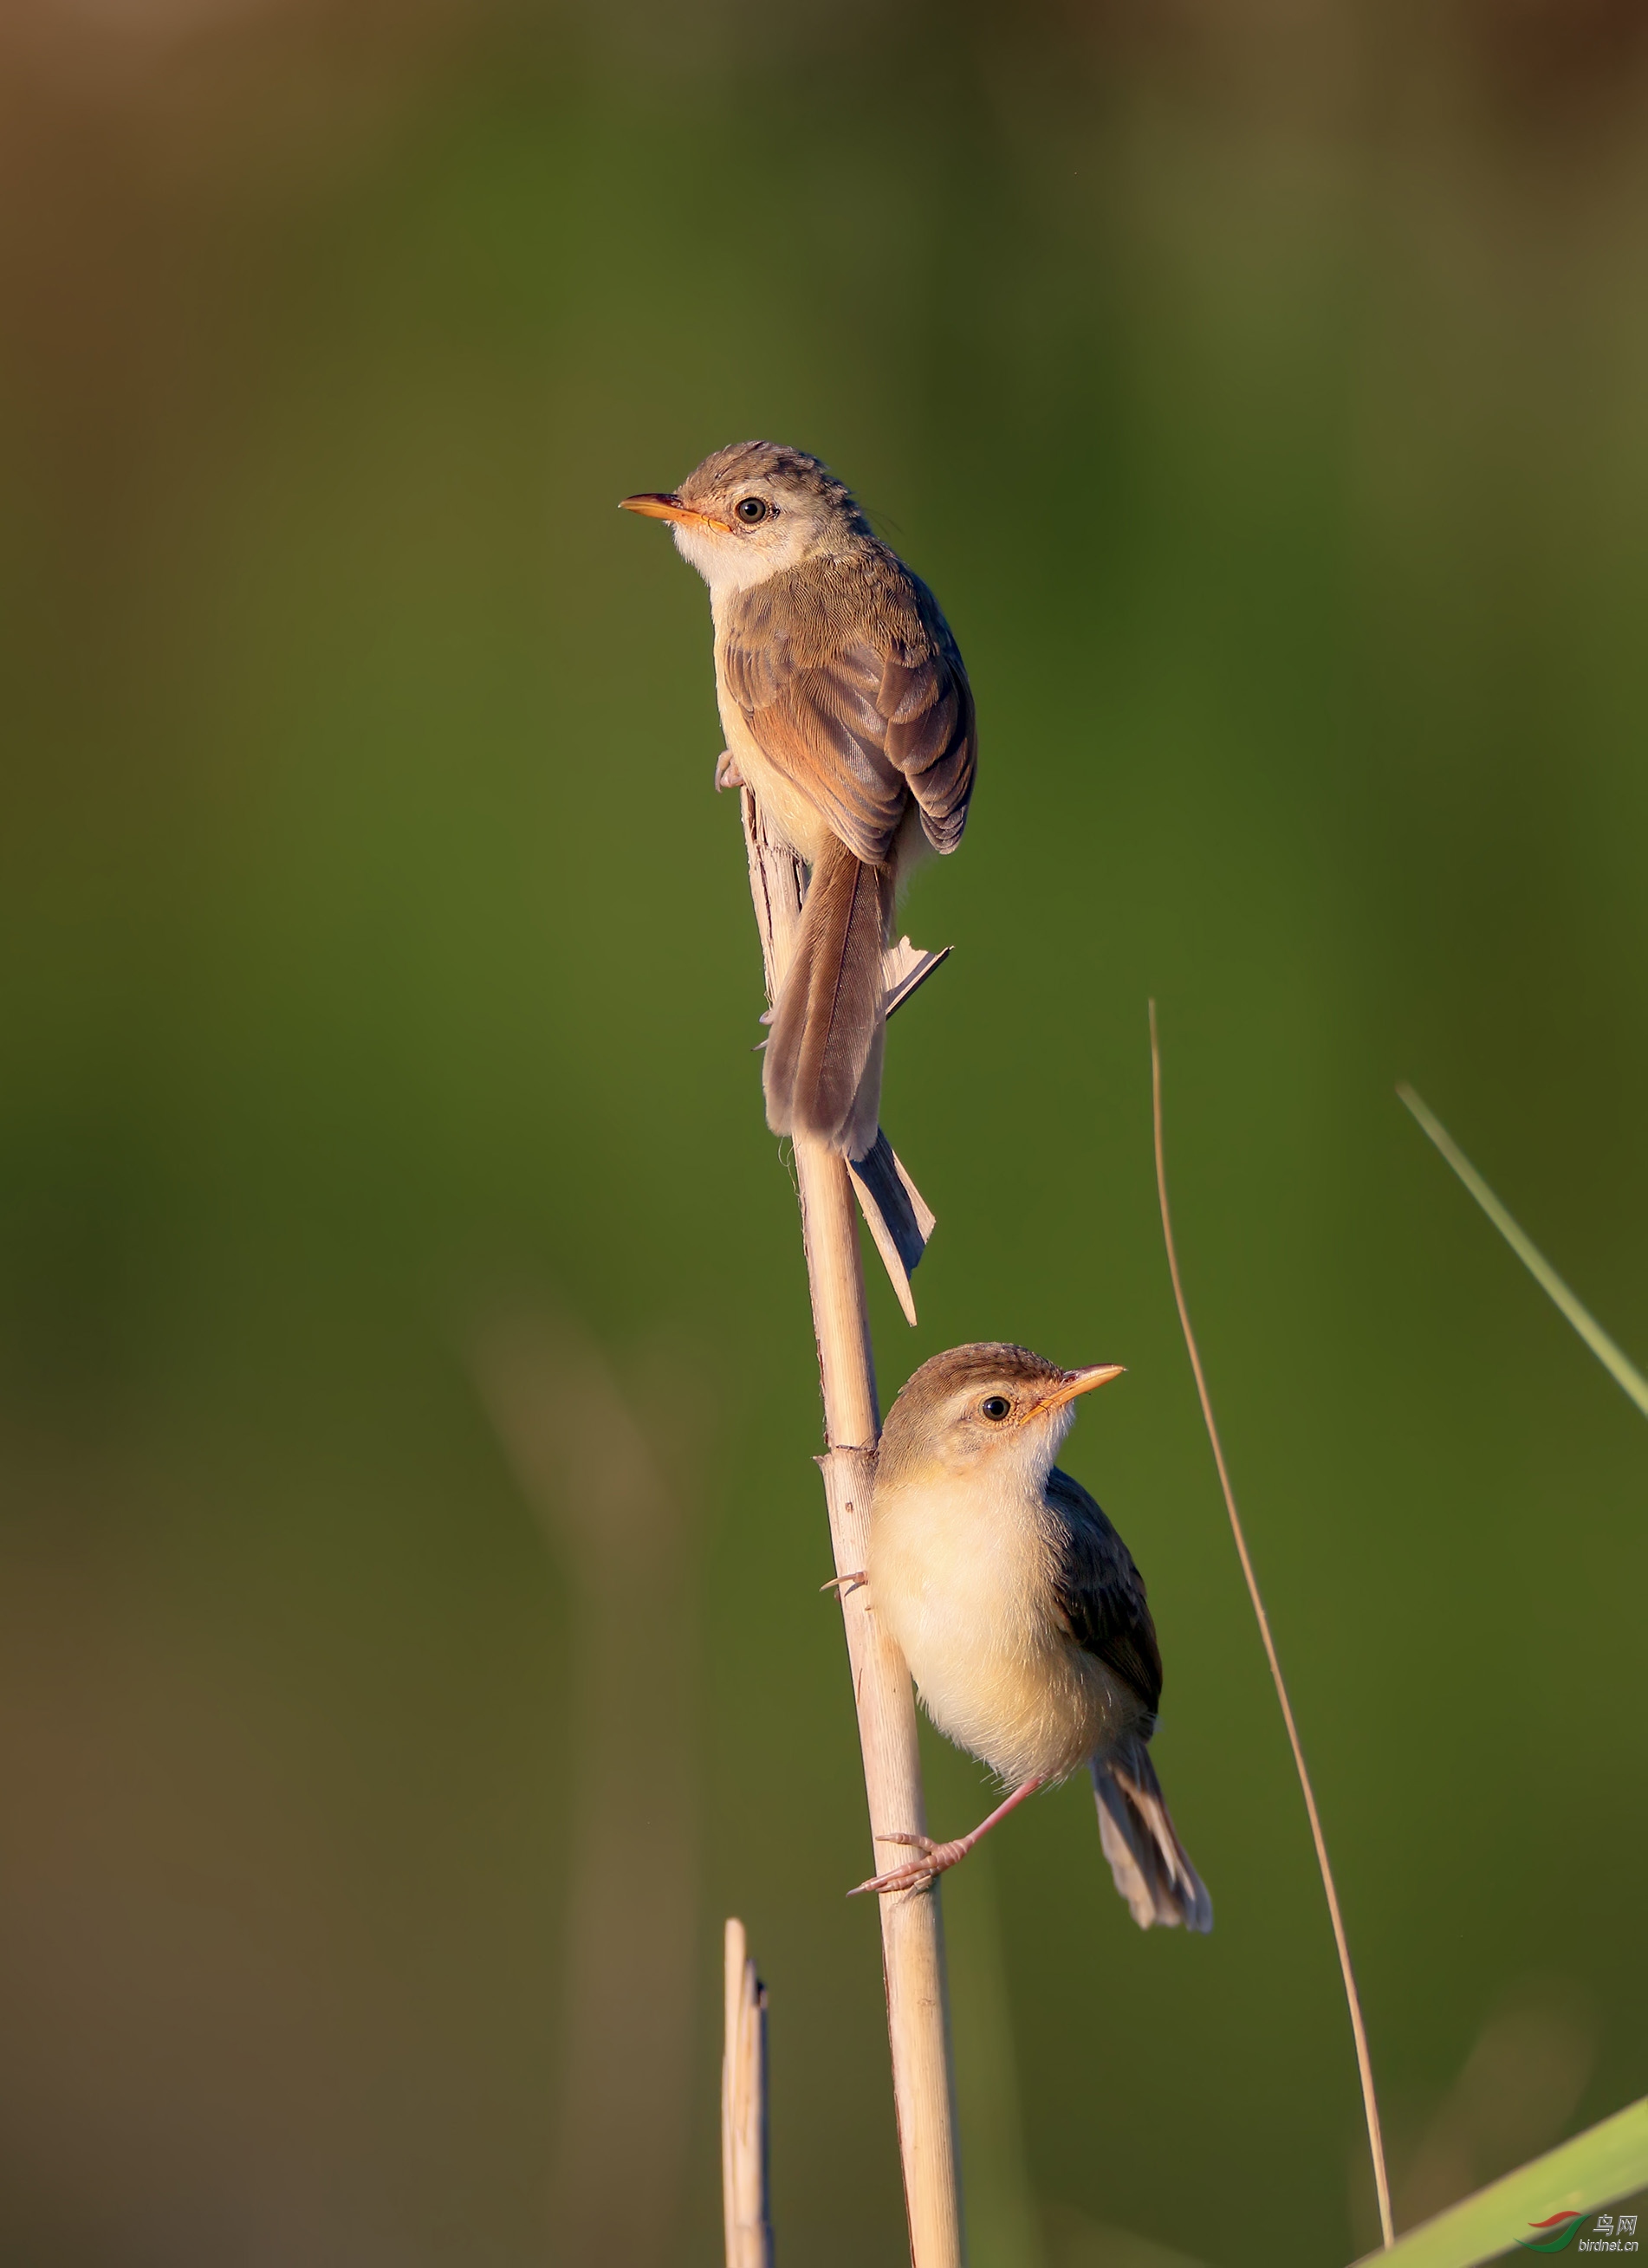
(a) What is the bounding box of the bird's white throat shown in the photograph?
[671,515,824,601]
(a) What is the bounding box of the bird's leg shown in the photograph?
[849,1776,1047,1897]
[714,748,745,792]
[820,1571,867,1598]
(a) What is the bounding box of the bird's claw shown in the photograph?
[714,749,745,793]
[848,1832,970,1897]
[820,1570,867,1598]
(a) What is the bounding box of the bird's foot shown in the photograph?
[820,1570,867,1598]
[714,749,745,793]
[849,1832,971,1897]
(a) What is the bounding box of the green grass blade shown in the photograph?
[1349,2095,1648,2266]
[1398,1085,1648,1422]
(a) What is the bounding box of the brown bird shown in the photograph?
[621,442,976,1160]
[856,1343,1211,1930]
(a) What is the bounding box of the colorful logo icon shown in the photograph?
[1515,2210,1586,2253]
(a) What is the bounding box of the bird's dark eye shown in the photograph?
[979,1396,1011,1422]
[735,496,769,524]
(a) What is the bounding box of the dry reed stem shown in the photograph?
[722,1919,774,2268]
[1148,1001,1394,2251]
[742,791,963,2268]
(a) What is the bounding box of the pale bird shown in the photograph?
[856,1342,1211,1930]
[621,442,976,1161]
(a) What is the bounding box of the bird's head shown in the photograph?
[876,1343,1125,1490]
[620,441,872,595]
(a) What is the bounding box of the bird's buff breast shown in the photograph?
[868,1471,1121,1787]
[715,695,833,866]
[710,622,930,881]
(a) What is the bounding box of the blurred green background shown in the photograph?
[2,3,1645,2264]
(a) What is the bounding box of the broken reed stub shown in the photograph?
[722,1919,773,2268]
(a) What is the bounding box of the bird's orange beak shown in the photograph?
[1030,1364,1126,1416]
[620,490,733,534]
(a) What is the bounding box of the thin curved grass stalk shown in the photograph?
[1398,1085,1648,1422]
[1149,1002,1394,2251]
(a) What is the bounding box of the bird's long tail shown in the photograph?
[1090,1740,1213,1933]
[763,834,893,1161]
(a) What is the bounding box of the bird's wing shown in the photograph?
[719,551,976,869]
[1044,1467,1164,1719]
